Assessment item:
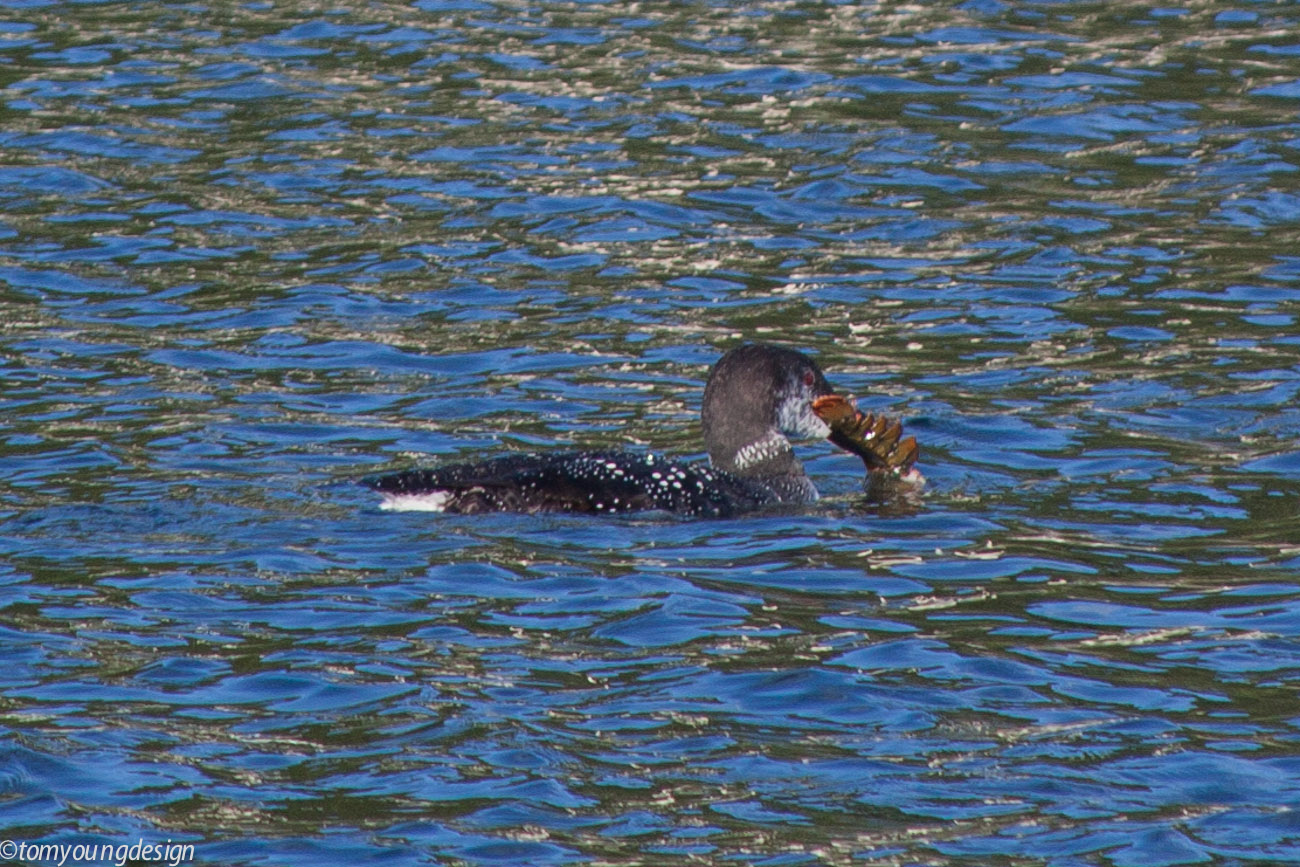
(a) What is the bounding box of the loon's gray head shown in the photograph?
[701,344,834,480]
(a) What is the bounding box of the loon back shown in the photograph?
[367,451,780,518]
[366,344,837,517]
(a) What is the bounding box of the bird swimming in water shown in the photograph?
[365,344,917,517]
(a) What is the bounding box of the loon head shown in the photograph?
[701,344,834,478]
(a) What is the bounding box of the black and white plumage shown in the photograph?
[365,344,835,517]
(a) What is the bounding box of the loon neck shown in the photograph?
[707,426,819,505]
[710,428,804,478]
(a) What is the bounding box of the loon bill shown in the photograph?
[364,344,919,516]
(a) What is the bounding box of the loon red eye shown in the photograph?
[803,370,815,387]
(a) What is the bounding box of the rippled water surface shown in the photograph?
[4,1,1300,864]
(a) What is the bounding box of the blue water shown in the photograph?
[3,2,1300,865]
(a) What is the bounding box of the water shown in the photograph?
[3,1,1300,864]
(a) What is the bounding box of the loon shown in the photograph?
[366,344,840,518]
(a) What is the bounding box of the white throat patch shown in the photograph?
[777,390,831,439]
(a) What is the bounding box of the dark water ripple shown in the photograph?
[3,1,1300,865]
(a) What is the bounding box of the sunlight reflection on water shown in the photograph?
[2,1,1300,864]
